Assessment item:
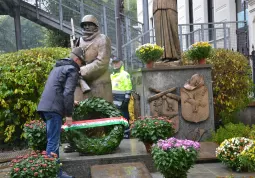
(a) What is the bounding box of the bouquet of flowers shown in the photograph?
[151,137,200,178]
[10,150,60,178]
[23,120,47,151]
[135,43,164,63]
[186,41,212,61]
[131,116,174,153]
[131,116,174,143]
[216,137,254,172]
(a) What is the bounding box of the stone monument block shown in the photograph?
[132,65,214,141]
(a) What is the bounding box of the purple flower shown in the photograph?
[156,137,200,151]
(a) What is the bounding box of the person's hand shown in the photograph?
[74,100,79,106]
[65,117,73,127]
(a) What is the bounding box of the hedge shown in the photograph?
[0,47,70,143]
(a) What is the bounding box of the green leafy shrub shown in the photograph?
[0,47,70,143]
[248,125,255,140]
[23,120,47,151]
[211,123,252,144]
[181,51,195,65]
[207,49,253,123]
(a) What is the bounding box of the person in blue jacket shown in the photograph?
[37,47,85,178]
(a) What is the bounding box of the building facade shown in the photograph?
[249,0,255,52]
[137,0,255,54]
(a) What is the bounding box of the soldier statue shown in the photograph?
[74,14,113,103]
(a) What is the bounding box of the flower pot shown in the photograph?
[146,61,154,68]
[198,58,206,64]
[143,142,153,153]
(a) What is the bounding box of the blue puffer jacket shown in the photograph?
[37,58,80,118]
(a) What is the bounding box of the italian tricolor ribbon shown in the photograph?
[61,117,129,131]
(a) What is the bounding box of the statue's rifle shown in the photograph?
[69,18,91,93]
[70,18,75,48]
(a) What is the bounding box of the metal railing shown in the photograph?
[178,21,248,53]
[122,21,249,70]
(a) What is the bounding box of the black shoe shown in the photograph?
[124,128,130,139]
[63,144,75,153]
[124,134,130,139]
[58,171,75,178]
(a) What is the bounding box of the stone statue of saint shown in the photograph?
[153,0,181,62]
[74,15,113,103]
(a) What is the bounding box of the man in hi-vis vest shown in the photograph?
[111,57,132,138]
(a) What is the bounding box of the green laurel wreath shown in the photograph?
[66,97,124,155]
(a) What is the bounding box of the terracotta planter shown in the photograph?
[143,142,153,153]
[146,61,154,68]
[198,58,206,64]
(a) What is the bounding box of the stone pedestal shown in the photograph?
[132,65,215,141]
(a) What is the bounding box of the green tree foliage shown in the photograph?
[21,18,48,49]
[123,0,137,19]
[44,30,70,47]
[207,49,254,123]
[0,16,16,53]
[0,16,47,53]
[0,47,70,143]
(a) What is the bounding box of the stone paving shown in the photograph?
[1,163,255,178]
[151,163,255,178]
[1,139,255,178]
[0,167,10,178]
[91,162,152,178]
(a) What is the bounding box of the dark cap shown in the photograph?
[71,47,85,62]
[112,56,121,62]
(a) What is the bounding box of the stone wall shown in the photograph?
[236,101,255,126]
[131,65,215,141]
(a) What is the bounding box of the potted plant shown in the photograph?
[131,116,174,153]
[23,120,47,151]
[216,137,255,172]
[239,141,255,172]
[186,41,212,64]
[151,137,200,178]
[135,43,164,68]
[10,150,60,178]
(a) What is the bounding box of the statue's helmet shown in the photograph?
[80,15,99,28]
[184,74,205,91]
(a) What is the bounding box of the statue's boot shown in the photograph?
[63,144,75,153]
